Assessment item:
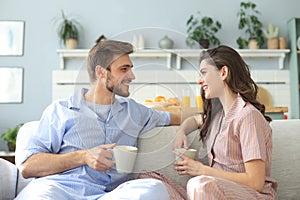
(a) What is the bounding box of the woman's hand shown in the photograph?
[173,152,205,176]
[173,129,189,150]
[85,143,116,171]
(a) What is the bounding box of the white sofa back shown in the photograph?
[269,120,300,199]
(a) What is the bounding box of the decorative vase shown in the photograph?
[65,38,78,49]
[132,35,138,48]
[159,36,174,49]
[138,35,144,50]
[248,38,259,49]
[199,39,209,49]
[267,38,279,49]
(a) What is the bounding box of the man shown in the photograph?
[16,40,182,199]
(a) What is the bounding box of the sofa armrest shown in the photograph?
[15,121,39,168]
[0,158,18,199]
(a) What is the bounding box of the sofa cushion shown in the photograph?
[136,126,203,187]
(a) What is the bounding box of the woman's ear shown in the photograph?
[220,65,228,80]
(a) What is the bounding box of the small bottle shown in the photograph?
[132,35,138,49]
[138,35,144,50]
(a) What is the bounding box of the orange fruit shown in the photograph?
[167,97,180,106]
[154,96,166,102]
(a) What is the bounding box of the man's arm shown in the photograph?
[169,111,181,125]
[20,144,116,178]
[166,107,202,125]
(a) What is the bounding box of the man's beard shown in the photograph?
[106,74,130,97]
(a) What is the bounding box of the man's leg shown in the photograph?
[100,178,170,200]
[15,178,71,199]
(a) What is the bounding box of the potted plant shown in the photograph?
[54,10,80,49]
[186,12,222,49]
[236,1,264,49]
[263,23,279,49]
[1,123,23,152]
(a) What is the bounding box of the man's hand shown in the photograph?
[85,143,116,171]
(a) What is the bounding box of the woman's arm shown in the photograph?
[178,114,202,133]
[174,156,265,192]
[20,143,116,178]
[173,114,202,149]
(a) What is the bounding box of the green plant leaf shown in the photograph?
[185,12,222,47]
[53,9,80,44]
[1,123,23,144]
[236,1,264,48]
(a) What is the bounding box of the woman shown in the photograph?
[173,45,278,199]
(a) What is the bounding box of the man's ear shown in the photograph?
[95,65,106,79]
[220,65,228,80]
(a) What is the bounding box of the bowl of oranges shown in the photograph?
[143,96,180,108]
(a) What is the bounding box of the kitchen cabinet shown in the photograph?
[288,18,300,118]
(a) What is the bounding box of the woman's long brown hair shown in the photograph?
[199,45,272,142]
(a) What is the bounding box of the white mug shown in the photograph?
[175,148,197,161]
[112,145,138,173]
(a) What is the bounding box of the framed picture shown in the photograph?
[0,67,24,103]
[0,21,25,56]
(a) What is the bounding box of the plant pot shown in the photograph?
[199,39,209,49]
[65,38,78,49]
[267,38,279,49]
[248,39,259,49]
[7,141,15,152]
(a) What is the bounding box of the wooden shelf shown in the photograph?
[265,106,288,113]
[57,49,290,70]
[173,49,290,70]
[153,106,288,114]
[153,106,287,120]
[57,49,173,69]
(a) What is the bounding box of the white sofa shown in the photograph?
[0,119,299,199]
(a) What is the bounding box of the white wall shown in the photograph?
[0,0,299,150]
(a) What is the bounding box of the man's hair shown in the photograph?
[86,40,134,82]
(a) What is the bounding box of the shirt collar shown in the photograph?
[224,94,247,122]
[67,88,125,114]
[67,88,87,110]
